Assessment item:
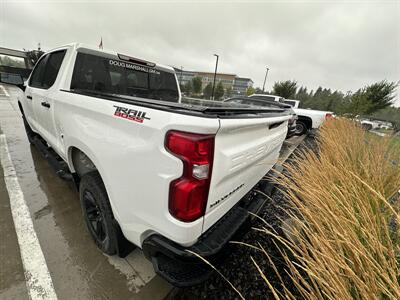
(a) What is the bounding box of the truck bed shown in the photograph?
[64,89,292,119]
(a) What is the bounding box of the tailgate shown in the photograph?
[203,115,289,232]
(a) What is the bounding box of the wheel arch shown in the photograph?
[69,146,98,178]
[66,140,104,180]
[297,115,313,129]
[66,142,117,216]
[67,142,134,255]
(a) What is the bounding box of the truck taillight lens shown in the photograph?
[325,113,333,119]
[165,131,215,222]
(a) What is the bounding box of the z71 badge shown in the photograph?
[113,105,150,123]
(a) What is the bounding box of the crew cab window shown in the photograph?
[70,53,179,102]
[42,51,66,88]
[29,55,48,88]
[29,50,66,89]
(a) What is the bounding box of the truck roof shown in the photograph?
[47,42,175,74]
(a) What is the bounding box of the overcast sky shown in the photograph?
[1,0,399,106]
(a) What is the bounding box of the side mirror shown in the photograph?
[0,72,25,91]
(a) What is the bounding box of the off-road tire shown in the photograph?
[295,121,307,135]
[79,172,117,255]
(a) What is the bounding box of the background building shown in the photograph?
[195,72,236,90]
[232,77,254,95]
[173,67,253,95]
[174,68,195,86]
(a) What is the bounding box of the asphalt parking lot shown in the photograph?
[0,85,172,300]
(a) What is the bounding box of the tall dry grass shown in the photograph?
[254,119,400,299]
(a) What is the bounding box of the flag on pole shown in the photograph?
[99,37,103,50]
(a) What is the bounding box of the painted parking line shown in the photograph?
[0,134,58,300]
[0,85,10,97]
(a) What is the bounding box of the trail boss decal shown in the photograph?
[113,105,150,123]
[109,59,160,75]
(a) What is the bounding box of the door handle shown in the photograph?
[41,101,51,108]
[27,95,32,100]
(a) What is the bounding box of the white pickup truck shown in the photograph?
[250,94,333,134]
[0,43,292,286]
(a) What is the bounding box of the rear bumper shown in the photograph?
[142,165,281,287]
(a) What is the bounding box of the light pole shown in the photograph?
[262,67,270,93]
[211,54,219,100]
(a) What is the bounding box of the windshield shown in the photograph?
[71,52,179,102]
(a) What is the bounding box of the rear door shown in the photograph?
[24,54,49,130]
[27,50,66,149]
[203,115,289,232]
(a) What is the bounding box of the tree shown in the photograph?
[214,81,225,100]
[295,86,309,103]
[192,76,202,94]
[347,81,397,115]
[26,50,44,67]
[225,86,233,98]
[253,79,397,117]
[184,81,193,96]
[246,86,255,96]
[272,80,297,99]
[203,82,213,99]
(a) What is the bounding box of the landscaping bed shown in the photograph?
[169,119,400,299]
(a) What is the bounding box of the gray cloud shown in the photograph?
[1,0,399,106]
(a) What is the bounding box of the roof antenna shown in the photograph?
[38,42,41,51]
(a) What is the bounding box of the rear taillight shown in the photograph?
[165,130,215,222]
[325,113,333,119]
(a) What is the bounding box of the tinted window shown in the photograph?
[29,50,66,89]
[283,100,296,107]
[29,55,48,88]
[42,51,66,88]
[71,53,179,102]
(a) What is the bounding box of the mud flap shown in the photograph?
[113,220,135,258]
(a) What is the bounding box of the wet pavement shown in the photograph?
[0,85,172,300]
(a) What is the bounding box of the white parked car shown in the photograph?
[360,120,380,130]
[0,43,292,286]
[250,94,333,134]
